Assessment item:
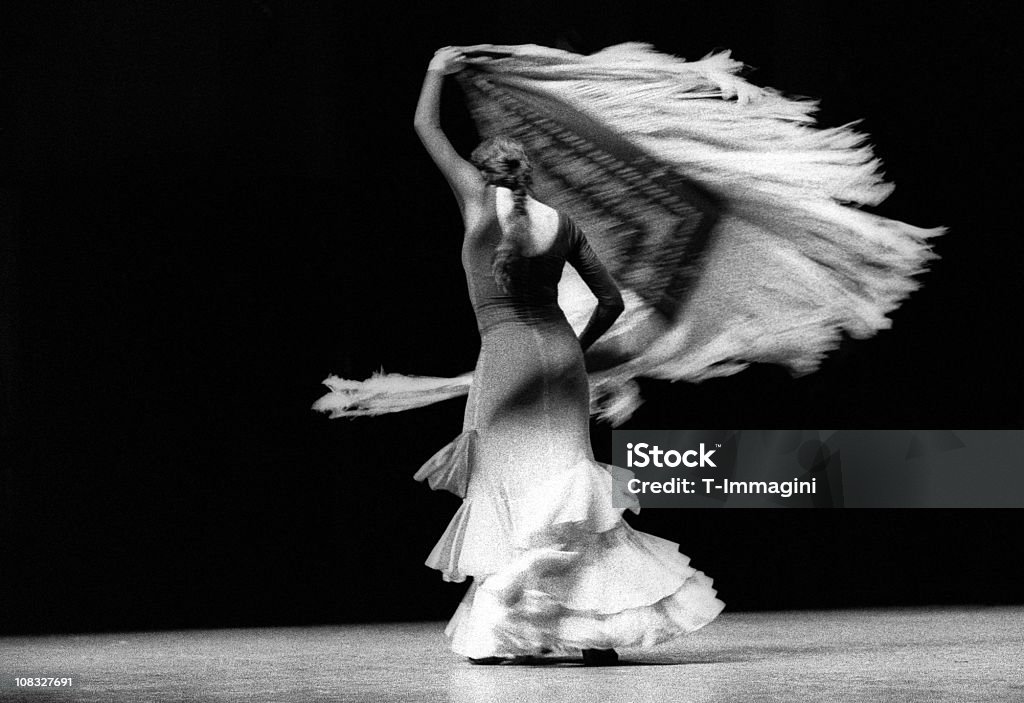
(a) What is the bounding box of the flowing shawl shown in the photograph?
[314,43,944,425]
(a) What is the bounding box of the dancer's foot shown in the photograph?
[582,648,619,666]
[467,656,508,665]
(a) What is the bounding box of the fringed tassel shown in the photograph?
[311,370,472,418]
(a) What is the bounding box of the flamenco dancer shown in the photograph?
[405,46,724,664]
[315,42,943,662]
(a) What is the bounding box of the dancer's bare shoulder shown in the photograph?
[495,188,561,256]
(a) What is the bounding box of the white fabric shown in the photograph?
[313,43,944,425]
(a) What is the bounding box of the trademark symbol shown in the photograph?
[716,444,722,448]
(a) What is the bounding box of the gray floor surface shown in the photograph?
[2,606,1021,702]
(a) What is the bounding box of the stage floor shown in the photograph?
[2,606,1021,702]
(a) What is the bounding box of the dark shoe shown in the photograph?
[468,656,508,665]
[582,648,619,666]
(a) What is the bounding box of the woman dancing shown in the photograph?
[411,46,725,665]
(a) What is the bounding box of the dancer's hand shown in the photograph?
[428,46,467,75]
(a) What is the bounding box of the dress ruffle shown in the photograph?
[415,433,724,657]
[443,522,725,658]
[413,430,476,498]
[417,441,641,583]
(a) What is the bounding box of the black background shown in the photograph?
[1,1,1020,635]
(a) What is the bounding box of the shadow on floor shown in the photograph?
[465,643,839,668]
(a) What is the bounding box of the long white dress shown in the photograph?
[414,185,724,659]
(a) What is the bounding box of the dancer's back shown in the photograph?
[463,185,621,335]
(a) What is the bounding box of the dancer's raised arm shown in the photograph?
[414,47,485,215]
